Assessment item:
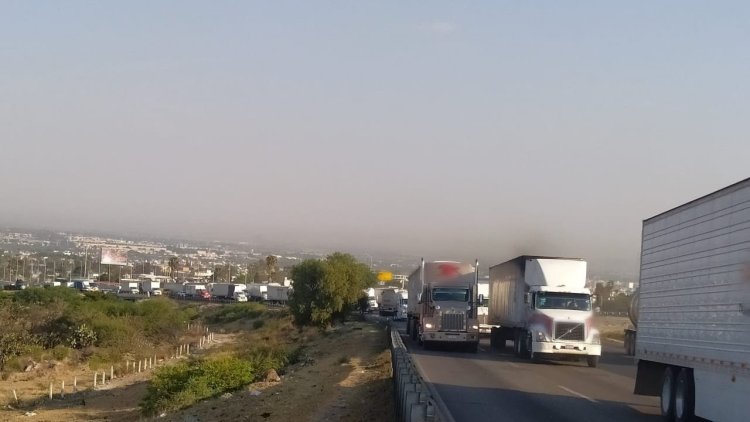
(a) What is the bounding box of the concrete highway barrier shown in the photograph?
[389,325,453,422]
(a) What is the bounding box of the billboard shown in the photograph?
[377,271,393,282]
[101,247,128,266]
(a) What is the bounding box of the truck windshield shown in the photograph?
[432,288,469,302]
[535,292,591,311]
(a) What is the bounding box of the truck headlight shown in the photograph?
[425,323,433,329]
[471,325,479,330]
[535,330,550,342]
[591,332,601,345]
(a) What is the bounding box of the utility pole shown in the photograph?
[84,246,88,279]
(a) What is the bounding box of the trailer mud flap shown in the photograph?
[634,360,664,396]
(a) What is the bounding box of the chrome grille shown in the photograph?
[555,322,584,341]
[440,313,465,331]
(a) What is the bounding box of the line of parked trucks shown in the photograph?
[161,281,292,303]
[55,277,294,304]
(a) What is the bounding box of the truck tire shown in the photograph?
[406,317,411,335]
[520,330,530,359]
[513,331,522,357]
[624,333,631,355]
[586,356,599,368]
[660,367,676,420]
[490,328,498,350]
[675,368,695,422]
[514,330,530,358]
[468,342,479,353]
[410,321,418,341]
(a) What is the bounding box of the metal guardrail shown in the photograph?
[390,325,452,422]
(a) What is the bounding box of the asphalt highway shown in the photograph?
[392,320,661,422]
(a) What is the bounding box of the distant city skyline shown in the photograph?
[2,2,748,279]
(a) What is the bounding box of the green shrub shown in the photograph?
[13,287,82,306]
[141,357,254,415]
[205,303,266,324]
[51,345,71,361]
[252,319,265,329]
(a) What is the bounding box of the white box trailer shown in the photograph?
[379,289,407,318]
[633,177,750,422]
[247,283,269,301]
[139,280,162,295]
[119,279,140,294]
[163,282,186,294]
[488,256,601,366]
[266,284,290,303]
[211,283,248,301]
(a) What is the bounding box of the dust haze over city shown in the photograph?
[2,2,749,278]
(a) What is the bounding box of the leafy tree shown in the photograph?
[265,255,278,282]
[288,253,376,327]
[168,257,180,279]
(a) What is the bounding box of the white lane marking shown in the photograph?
[558,385,597,403]
[606,337,624,344]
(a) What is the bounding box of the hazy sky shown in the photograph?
[1,1,749,277]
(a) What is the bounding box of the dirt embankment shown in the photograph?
[165,320,394,422]
[1,319,393,422]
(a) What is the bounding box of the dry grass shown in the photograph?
[594,315,631,340]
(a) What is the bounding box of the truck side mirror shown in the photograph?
[524,292,531,304]
[478,294,485,304]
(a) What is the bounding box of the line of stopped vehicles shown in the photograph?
[38,277,292,304]
[372,177,750,422]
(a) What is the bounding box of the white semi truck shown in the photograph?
[139,280,162,295]
[185,283,210,298]
[246,283,269,301]
[211,283,248,301]
[379,289,407,319]
[488,256,601,367]
[633,177,750,422]
[119,279,140,295]
[406,260,481,352]
[364,287,379,312]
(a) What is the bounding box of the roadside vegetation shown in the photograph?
[141,302,304,416]
[141,252,379,416]
[288,252,376,327]
[0,287,197,376]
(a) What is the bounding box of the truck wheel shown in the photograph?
[490,328,498,350]
[519,330,530,359]
[660,367,676,420]
[410,321,418,341]
[586,356,599,368]
[468,342,479,353]
[513,331,522,357]
[624,334,631,355]
[525,332,535,361]
[675,368,695,422]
